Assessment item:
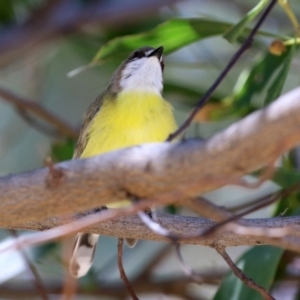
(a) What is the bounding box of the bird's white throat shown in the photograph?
[120,56,163,95]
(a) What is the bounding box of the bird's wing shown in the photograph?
[73,95,104,159]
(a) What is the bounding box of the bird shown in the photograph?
[69,46,177,278]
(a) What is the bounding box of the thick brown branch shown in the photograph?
[7,213,300,253]
[0,88,300,226]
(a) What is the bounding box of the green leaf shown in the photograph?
[264,45,295,104]
[0,0,15,25]
[92,18,289,63]
[92,19,227,62]
[274,192,300,217]
[272,158,300,216]
[272,168,300,188]
[214,246,283,300]
[165,205,177,214]
[51,139,76,162]
[230,48,292,114]
[164,82,223,105]
[224,0,268,43]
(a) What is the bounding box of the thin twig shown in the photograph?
[200,181,300,239]
[167,0,278,141]
[17,108,61,138]
[0,200,155,255]
[137,194,277,242]
[175,243,214,284]
[229,193,274,213]
[216,246,275,300]
[278,0,299,32]
[185,197,232,221]
[198,196,278,238]
[117,239,139,300]
[135,181,300,252]
[0,86,78,139]
[9,230,49,300]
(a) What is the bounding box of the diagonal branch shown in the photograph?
[167,0,277,141]
[0,86,78,139]
[216,246,275,300]
[9,230,49,300]
[0,87,300,226]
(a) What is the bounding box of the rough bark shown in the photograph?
[0,88,300,228]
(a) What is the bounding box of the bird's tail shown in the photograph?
[69,233,99,278]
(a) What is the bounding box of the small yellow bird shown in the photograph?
[69,46,177,277]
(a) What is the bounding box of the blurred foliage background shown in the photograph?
[0,0,300,299]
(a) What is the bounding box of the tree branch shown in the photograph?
[117,238,139,300]
[0,273,218,300]
[0,0,179,67]
[0,87,300,226]
[9,230,49,300]
[6,213,300,253]
[216,246,275,300]
[0,86,79,139]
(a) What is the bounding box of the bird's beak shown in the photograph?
[148,46,164,59]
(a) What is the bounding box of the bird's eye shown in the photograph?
[160,61,165,72]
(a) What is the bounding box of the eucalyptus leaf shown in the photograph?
[92,18,290,63]
[51,139,76,162]
[0,0,15,24]
[272,168,300,188]
[265,45,295,104]
[231,48,291,114]
[224,0,268,43]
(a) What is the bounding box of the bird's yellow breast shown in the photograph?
[80,91,177,158]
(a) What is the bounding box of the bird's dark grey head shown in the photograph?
[108,46,165,96]
[126,46,164,71]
